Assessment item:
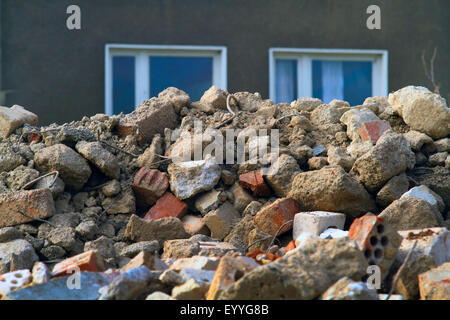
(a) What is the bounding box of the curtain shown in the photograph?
[275,60,297,103]
[321,60,344,103]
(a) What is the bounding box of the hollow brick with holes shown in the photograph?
[349,213,402,281]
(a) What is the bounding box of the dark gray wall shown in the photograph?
[1,0,449,125]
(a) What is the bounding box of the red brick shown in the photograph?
[132,168,168,208]
[144,192,187,221]
[52,250,106,277]
[0,189,55,228]
[358,120,391,144]
[348,213,402,280]
[239,171,271,197]
[253,198,300,236]
[285,240,296,252]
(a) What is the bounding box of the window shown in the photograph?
[269,48,388,105]
[105,44,227,115]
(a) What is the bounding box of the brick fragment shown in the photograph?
[0,189,55,228]
[253,198,300,236]
[358,120,391,144]
[239,171,271,197]
[132,168,168,208]
[144,192,187,221]
[52,250,106,277]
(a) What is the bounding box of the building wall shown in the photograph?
[1,0,449,125]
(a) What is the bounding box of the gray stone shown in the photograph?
[288,166,376,217]
[264,154,301,197]
[120,240,160,258]
[351,131,415,192]
[203,202,241,240]
[75,141,120,179]
[379,197,444,231]
[125,214,188,245]
[75,220,99,240]
[376,173,409,208]
[34,144,92,191]
[0,227,23,243]
[0,239,39,273]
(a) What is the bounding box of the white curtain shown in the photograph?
[276,60,296,103]
[321,60,344,103]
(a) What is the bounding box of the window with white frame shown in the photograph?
[105,44,227,115]
[269,48,388,106]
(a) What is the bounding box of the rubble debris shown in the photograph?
[0,84,448,300]
[418,263,450,300]
[0,105,38,139]
[203,202,240,240]
[379,197,444,231]
[288,166,376,217]
[218,238,368,300]
[34,144,92,191]
[239,170,272,197]
[388,86,450,139]
[351,130,416,192]
[321,277,378,300]
[125,214,188,244]
[390,227,449,299]
[0,239,38,273]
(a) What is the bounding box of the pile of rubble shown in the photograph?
[0,85,449,300]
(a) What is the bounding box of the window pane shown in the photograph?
[312,60,372,106]
[275,59,297,103]
[150,57,213,101]
[113,56,135,115]
[343,61,372,106]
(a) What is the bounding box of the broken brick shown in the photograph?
[253,198,300,236]
[348,213,402,281]
[132,168,168,208]
[52,250,106,277]
[239,171,272,197]
[358,120,391,144]
[144,192,187,221]
[0,189,55,228]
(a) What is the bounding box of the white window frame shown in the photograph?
[105,44,228,115]
[269,48,388,104]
